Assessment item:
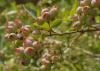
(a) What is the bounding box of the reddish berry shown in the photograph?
[23,37,33,47]
[15,18,22,27]
[42,12,50,20]
[16,47,24,54]
[24,47,34,55]
[21,25,30,33]
[6,21,15,33]
[82,6,90,13]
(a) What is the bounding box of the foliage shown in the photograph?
[0,0,100,71]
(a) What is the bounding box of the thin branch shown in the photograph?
[71,46,100,60]
[48,21,52,36]
[50,28,100,36]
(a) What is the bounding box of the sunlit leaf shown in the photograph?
[23,5,37,19]
[51,19,62,28]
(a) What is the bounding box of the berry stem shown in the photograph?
[49,28,100,36]
[48,21,52,36]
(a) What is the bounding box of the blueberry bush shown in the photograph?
[0,0,100,71]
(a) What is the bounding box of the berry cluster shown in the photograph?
[35,5,58,25]
[4,0,100,70]
[4,5,62,69]
[72,0,100,30]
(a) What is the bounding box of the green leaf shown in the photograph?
[11,2,17,10]
[70,0,79,16]
[51,19,62,28]
[33,22,49,30]
[23,5,37,19]
[41,22,50,30]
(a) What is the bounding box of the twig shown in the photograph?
[48,21,52,36]
[51,28,100,36]
[75,47,100,60]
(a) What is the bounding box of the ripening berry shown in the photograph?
[5,33,17,40]
[32,41,42,49]
[41,8,49,14]
[82,6,90,13]
[15,18,22,24]
[42,12,50,20]
[24,47,34,55]
[41,58,50,65]
[7,21,15,26]
[35,16,44,24]
[23,37,33,47]
[14,18,22,27]
[32,29,41,35]
[9,33,17,40]
[7,25,13,29]
[76,6,83,14]
[6,21,15,33]
[21,25,31,34]
[17,33,24,40]
[6,26,14,33]
[72,14,79,21]
[72,21,81,29]
[16,47,24,54]
[91,0,100,6]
